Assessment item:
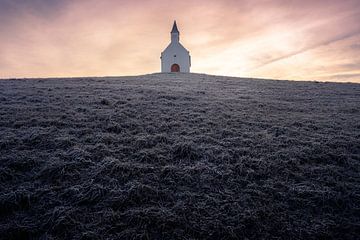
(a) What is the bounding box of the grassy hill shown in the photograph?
[0,73,359,239]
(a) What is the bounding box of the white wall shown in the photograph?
[161,42,191,73]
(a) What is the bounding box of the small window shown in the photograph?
[174,55,177,57]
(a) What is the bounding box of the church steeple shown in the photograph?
[171,20,179,42]
[171,21,179,33]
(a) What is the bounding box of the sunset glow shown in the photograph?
[1,0,359,82]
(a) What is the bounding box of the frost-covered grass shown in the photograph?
[0,73,359,239]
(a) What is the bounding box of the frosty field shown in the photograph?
[0,73,359,239]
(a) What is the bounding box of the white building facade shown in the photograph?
[161,21,191,73]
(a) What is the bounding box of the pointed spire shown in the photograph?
[171,20,179,34]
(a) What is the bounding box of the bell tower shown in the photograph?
[171,21,179,43]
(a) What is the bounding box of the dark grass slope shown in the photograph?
[0,73,360,239]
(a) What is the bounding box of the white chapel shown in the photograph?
[161,21,191,72]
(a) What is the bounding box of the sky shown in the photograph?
[0,0,360,82]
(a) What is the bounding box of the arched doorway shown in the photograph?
[171,64,180,72]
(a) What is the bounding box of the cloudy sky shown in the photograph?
[0,0,359,82]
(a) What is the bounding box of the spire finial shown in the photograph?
[171,20,179,34]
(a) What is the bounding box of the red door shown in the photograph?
[171,64,180,72]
